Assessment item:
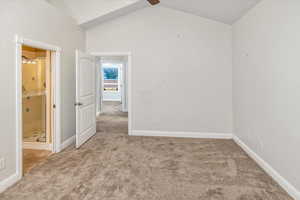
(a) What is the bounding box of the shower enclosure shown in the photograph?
[22,46,51,146]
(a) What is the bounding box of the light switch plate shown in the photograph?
[0,158,5,171]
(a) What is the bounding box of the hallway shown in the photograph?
[97,101,128,133]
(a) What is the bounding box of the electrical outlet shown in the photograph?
[0,158,5,171]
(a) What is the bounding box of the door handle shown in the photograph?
[75,102,83,106]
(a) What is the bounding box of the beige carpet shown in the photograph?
[0,102,293,200]
[100,101,123,114]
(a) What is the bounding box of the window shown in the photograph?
[102,64,119,92]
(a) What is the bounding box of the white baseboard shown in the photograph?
[0,173,21,193]
[131,130,233,139]
[103,99,121,102]
[23,142,52,151]
[60,135,75,151]
[233,136,300,200]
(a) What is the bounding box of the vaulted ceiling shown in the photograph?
[46,0,262,29]
[160,0,261,24]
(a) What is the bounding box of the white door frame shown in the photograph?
[91,52,132,135]
[15,35,62,179]
[96,58,102,116]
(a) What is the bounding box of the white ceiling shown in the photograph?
[46,0,145,24]
[46,0,262,28]
[160,0,262,24]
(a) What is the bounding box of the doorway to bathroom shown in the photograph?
[16,36,61,178]
[21,45,52,174]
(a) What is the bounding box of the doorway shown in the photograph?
[98,56,128,113]
[74,51,131,148]
[102,63,122,102]
[21,45,52,174]
[16,36,61,179]
[93,53,132,134]
[97,55,129,114]
[97,55,128,134]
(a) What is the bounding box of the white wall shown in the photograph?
[87,6,233,133]
[0,0,84,182]
[233,0,300,192]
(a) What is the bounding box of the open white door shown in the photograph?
[75,50,96,148]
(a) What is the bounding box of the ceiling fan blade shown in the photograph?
[147,0,160,5]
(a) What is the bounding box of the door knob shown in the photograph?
[75,102,83,106]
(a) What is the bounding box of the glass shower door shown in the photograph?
[22,57,47,143]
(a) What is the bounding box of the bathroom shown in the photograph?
[22,45,52,174]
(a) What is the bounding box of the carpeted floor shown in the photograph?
[101,101,123,114]
[0,102,293,200]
